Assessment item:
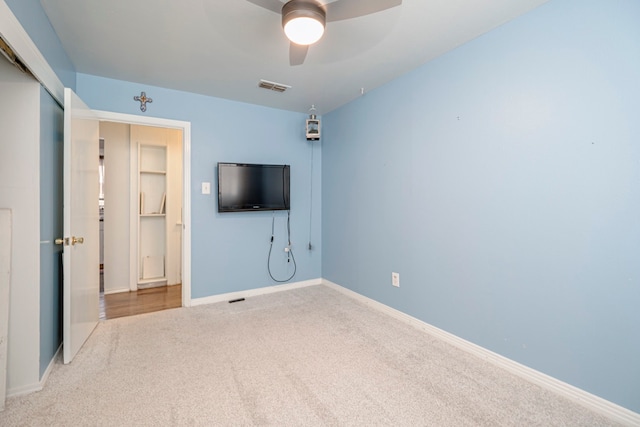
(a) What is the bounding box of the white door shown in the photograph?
[62,88,100,364]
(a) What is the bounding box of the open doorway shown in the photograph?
[98,121,187,319]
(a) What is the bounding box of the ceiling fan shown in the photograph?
[247,0,402,66]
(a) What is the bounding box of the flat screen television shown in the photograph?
[217,162,290,212]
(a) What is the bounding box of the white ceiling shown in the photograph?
[40,0,549,115]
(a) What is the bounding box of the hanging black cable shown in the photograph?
[267,210,296,283]
[308,141,314,250]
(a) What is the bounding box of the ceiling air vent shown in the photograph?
[258,79,291,93]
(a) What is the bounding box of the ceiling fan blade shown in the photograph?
[290,43,309,66]
[326,0,402,22]
[245,0,282,14]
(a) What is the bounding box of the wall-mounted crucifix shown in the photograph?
[134,91,153,112]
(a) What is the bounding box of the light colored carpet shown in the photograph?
[1,285,620,426]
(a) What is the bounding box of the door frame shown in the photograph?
[0,1,65,104]
[95,110,192,307]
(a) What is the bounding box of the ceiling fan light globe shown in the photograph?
[284,17,325,45]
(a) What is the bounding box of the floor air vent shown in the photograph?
[258,79,291,93]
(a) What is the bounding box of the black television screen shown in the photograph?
[217,163,290,212]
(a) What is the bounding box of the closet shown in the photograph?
[0,55,63,397]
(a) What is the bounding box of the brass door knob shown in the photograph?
[71,236,84,245]
[55,238,66,245]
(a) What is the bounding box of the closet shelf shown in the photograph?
[138,143,167,291]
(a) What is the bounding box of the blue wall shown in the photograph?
[322,0,640,412]
[4,0,76,90]
[39,86,64,377]
[76,74,322,298]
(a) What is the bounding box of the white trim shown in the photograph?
[6,342,59,398]
[181,124,192,307]
[322,279,640,426]
[6,381,41,398]
[128,128,138,292]
[0,0,64,104]
[191,278,321,307]
[93,110,192,307]
[93,111,188,129]
[103,288,130,296]
[38,344,61,390]
[0,209,11,410]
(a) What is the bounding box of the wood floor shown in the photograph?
[99,284,182,320]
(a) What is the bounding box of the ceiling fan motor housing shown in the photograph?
[282,0,326,32]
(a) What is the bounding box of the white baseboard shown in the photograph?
[39,344,61,389]
[6,383,41,398]
[6,380,42,399]
[322,279,640,426]
[103,288,130,295]
[191,278,322,307]
[6,343,61,399]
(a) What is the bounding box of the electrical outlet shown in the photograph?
[392,272,400,287]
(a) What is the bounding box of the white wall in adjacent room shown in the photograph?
[101,121,131,294]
